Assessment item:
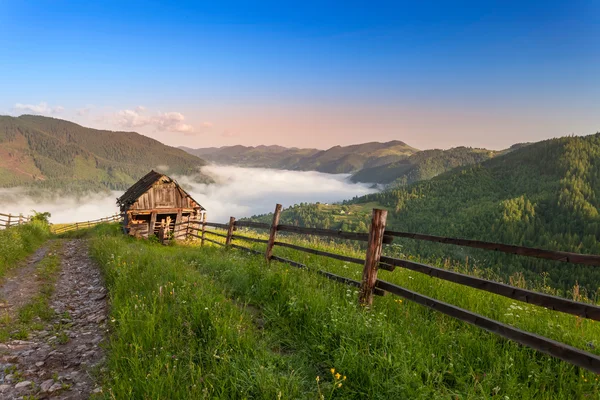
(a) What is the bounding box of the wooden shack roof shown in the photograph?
[117,170,205,211]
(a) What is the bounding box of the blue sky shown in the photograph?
[0,1,598,149]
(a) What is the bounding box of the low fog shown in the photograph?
[0,166,378,223]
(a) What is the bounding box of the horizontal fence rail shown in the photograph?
[171,203,600,374]
[0,213,31,229]
[375,279,600,374]
[380,256,600,321]
[53,214,122,234]
[385,230,600,267]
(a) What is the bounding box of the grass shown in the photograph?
[0,221,50,278]
[89,225,599,399]
[0,240,62,341]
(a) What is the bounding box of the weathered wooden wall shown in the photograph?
[128,180,200,211]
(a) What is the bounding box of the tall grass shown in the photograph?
[0,221,50,278]
[90,228,599,399]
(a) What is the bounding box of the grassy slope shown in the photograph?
[89,226,599,399]
[0,115,210,192]
[0,221,50,278]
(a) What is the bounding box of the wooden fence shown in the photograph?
[0,213,31,229]
[181,204,600,374]
[52,214,122,234]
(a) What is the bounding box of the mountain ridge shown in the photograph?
[0,115,211,193]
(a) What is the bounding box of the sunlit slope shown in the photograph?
[181,140,419,173]
[87,224,599,399]
[246,133,600,294]
[0,115,210,192]
[350,146,499,184]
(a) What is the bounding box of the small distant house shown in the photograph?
[117,170,205,240]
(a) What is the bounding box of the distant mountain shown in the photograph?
[0,115,210,193]
[180,140,419,173]
[246,132,600,294]
[179,145,320,169]
[350,147,499,185]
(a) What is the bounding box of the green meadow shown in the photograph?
[87,224,599,399]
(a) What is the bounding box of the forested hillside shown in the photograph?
[181,140,418,173]
[350,146,499,184]
[247,133,600,295]
[0,115,210,193]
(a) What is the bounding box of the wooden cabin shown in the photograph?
[117,170,205,240]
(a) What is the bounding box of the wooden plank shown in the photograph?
[234,220,271,230]
[274,241,364,264]
[205,230,228,239]
[203,237,224,246]
[375,279,600,374]
[174,209,183,239]
[317,270,385,296]
[385,230,600,267]
[230,243,264,255]
[149,211,157,236]
[270,255,307,269]
[232,234,269,244]
[226,217,235,246]
[359,209,388,306]
[205,222,230,230]
[201,213,207,247]
[380,256,600,321]
[277,224,393,244]
[266,204,282,262]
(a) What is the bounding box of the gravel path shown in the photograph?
[0,239,108,399]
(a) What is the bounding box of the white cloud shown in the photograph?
[154,111,194,133]
[114,107,194,133]
[176,165,378,222]
[115,109,149,128]
[76,106,94,116]
[14,101,64,115]
[0,167,377,223]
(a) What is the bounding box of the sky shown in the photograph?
[0,1,598,150]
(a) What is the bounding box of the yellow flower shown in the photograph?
[343,376,347,381]
[316,376,320,382]
[337,383,342,388]
[330,368,335,374]
[335,373,341,380]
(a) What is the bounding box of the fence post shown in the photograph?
[18,214,23,225]
[359,209,388,307]
[6,214,11,228]
[266,204,283,263]
[225,216,235,246]
[200,213,207,246]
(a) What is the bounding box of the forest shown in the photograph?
[247,133,600,298]
[0,115,211,194]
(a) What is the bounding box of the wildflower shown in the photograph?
[337,383,342,388]
[335,373,341,380]
[316,376,320,382]
[343,376,347,381]
[330,368,335,374]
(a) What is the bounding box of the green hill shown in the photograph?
[179,145,321,169]
[247,133,600,295]
[180,140,418,173]
[0,115,210,192]
[350,146,499,184]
